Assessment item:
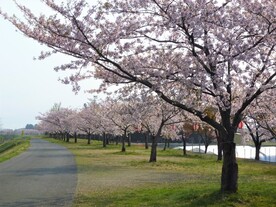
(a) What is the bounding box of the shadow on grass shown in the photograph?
[187,191,250,207]
[91,188,242,207]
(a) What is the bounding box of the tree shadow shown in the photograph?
[188,190,243,207]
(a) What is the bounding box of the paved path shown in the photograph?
[0,139,77,207]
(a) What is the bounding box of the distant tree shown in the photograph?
[25,124,35,129]
[136,94,182,162]
[92,101,116,147]
[176,122,193,156]
[244,92,276,160]
[244,118,267,160]
[78,101,101,144]
[51,103,62,112]
[198,124,216,154]
[107,98,137,152]
[255,91,276,140]
[36,105,77,142]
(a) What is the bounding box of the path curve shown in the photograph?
[0,139,77,207]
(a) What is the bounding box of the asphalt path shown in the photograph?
[0,139,77,207]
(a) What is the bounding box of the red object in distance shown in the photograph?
[238,121,244,129]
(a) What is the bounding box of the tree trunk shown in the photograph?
[216,131,223,161]
[221,142,238,193]
[163,139,167,151]
[116,136,119,145]
[204,143,208,154]
[87,133,91,145]
[66,132,69,142]
[103,133,107,148]
[106,134,110,145]
[149,124,164,162]
[144,133,149,149]
[255,143,261,160]
[74,132,77,143]
[122,131,126,152]
[203,133,209,154]
[128,133,131,147]
[181,133,187,156]
[149,135,157,162]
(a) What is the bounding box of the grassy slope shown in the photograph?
[0,138,31,163]
[46,138,276,207]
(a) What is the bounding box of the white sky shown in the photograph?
[0,1,101,129]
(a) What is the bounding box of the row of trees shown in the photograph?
[37,95,218,162]
[37,91,276,163]
[2,0,275,193]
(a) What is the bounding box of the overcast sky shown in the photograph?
[0,1,100,129]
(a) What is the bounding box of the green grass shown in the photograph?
[0,141,17,153]
[45,138,276,207]
[0,138,31,163]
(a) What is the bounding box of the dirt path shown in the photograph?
[0,139,77,207]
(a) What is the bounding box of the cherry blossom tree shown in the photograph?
[162,124,178,151]
[78,102,100,144]
[36,105,77,142]
[135,94,182,162]
[244,117,269,160]
[255,91,276,139]
[176,122,193,156]
[106,98,138,152]
[92,101,117,147]
[67,110,81,143]
[64,108,79,142]
[2,0,275,193]
[197,124,217,154]
[244,92,276,160]
[37,118,59,137]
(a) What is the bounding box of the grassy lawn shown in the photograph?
[0,138,31,163]
[46,138,276,207]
